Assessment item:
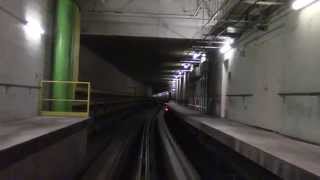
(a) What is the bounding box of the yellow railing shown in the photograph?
[39,80,91,117]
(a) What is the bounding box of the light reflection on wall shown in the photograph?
[23,16,44,42]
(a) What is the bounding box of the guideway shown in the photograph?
[79,104,201,180]
[79,101,314,180]
[80,106,161,180]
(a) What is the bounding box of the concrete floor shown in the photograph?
[168,102,320,180]
[0,116,86,152]
[0,116,88,180]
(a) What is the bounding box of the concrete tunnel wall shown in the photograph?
[217,3,320,144]
[79,45,152,97]
[0,0,54,121]
[0,0,152,122]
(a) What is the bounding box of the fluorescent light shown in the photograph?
[224,48,236,60]
[292,0,318,10]
[183,63,190,69]
[217,36,232,40]
[227,26,237,33]
[24,18,45,39]
[192,52,201,59]
[219,37,234,54]
[226,38,234,45]
[220,44,232,54]
[200,54,207,63]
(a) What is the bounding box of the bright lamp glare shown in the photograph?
[193,52,201,59]
[220,44,232,54]
[292,0,318,10]
[183,63,190,69]
[226,38,234,44]
[219,37,234,54]
[24,18,45,38]
[201,56,206,63]
[227,26,237,33]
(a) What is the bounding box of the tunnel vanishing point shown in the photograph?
[1,0,320,180]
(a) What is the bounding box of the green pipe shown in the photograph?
[52,0,79,111]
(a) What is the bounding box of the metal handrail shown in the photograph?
[41,80,90,84]
[40,80,91,117]
[42,98,88,102]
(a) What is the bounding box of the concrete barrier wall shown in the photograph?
[0,124,87,180]
[218,3,320,144]
[79,45,152,97]
[0,0,54,121]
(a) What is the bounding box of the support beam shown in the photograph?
[52,0,80,111]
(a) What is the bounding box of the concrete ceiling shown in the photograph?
[81,35,213,92]
[78,0,289,92]
[76,0,212,39]
[77,0,288,39]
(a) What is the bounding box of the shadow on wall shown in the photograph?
[79,45,151,97]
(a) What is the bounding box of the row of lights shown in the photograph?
[170,0,317,92]
[190,51,207,63]
[218,0,319,55]
[170,51,207,92]
[173,51,207,79]
[224,0,318,35]
[24,0,316,39]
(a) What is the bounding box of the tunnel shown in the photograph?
[1,0,320,180]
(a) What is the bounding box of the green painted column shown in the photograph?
[52,0,80,111]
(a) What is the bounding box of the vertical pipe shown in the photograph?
[70,3,80,100]
[72,5,80,82]
[52,0,79,111]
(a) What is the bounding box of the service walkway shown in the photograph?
[168,102,320,180]
[0,116,87,180]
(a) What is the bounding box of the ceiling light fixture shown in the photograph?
[225,38,234,45]
[183,63,190,69]
[190,65,194,72]
[220,44,232,54]
[219,37,234,54]
[292,0,319,10]
[192,52,201,59]
[23,18,45,38]
[200,53,207,63]
[227,26,237,33]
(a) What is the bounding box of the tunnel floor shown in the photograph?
[77,104,281,180]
